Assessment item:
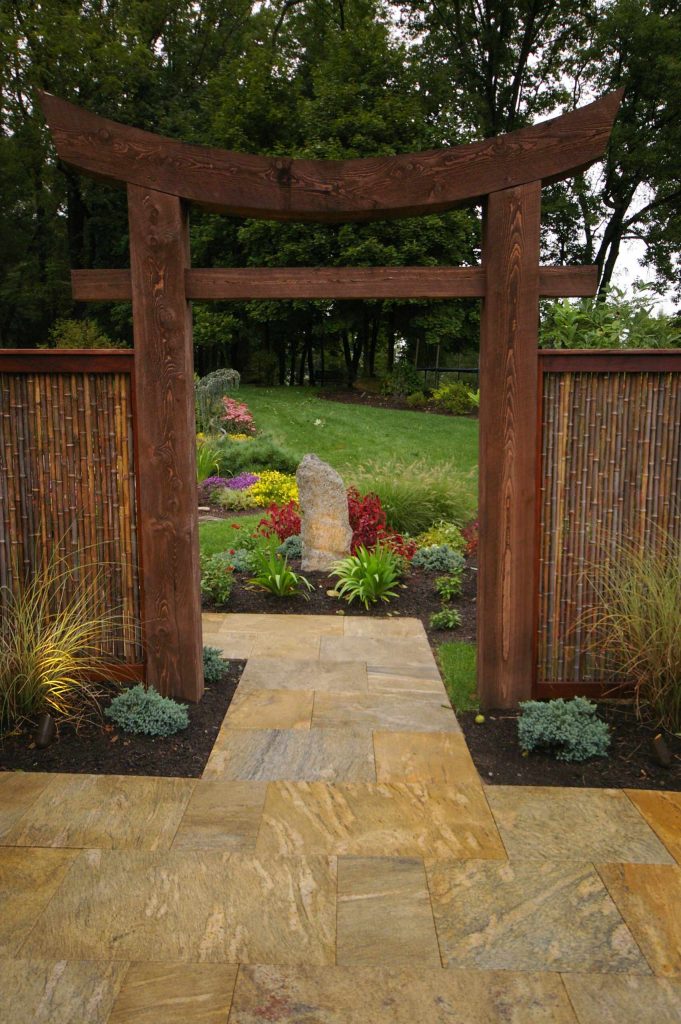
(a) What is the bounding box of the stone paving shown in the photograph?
[0,612,680,1022]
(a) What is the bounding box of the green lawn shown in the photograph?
[199,515,261,556]
[438,641,479,712]
[239,386,479,480]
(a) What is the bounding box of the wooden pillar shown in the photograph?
[127,185,204,701]
[477,182,541,708]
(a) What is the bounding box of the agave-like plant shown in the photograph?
[0,553,134,730]
[331,544,402,610]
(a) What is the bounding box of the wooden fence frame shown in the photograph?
[0,348,145,681]
[534,349,681,699]
[32,90,625,705]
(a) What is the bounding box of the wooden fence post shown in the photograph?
[127,185,204,701]
[478,182,541,708]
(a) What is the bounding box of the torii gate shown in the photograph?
[39,90,622,708]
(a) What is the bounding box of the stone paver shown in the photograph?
[1,774,196,851]
[107,963,238,1023]
[426,859,650,974]
[2,612,680,1022]
[626,790,681,864]
[487,786,674,864]
[228,965,580,1023]
[336,856,441,966]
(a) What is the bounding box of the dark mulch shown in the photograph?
[461,703,681,791]
[208,561,478,649]
[319,388,478,417]
[0,661,245,778]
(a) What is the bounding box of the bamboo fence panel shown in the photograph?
[538,367,681,684]
[0,366,142,662]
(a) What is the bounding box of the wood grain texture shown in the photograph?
[478,182,542,709]
[0,348,133,372]
[127,184,203,701]
[41,90,622,222]
[71,265,599,302]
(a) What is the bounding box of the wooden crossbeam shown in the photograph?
[72,265,598,302]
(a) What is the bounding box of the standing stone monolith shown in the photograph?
[297,454,352,571]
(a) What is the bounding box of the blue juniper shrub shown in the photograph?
[517,697,610,762]
[105,685,189,737]
[203,646,229,685]
[276,534,303,560]
[412,545,465,574]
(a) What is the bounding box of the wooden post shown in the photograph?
[127,185,204,701]
[478,182,541,708]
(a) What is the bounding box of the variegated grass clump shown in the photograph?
[0,556,130,730]
[585,529,681,732]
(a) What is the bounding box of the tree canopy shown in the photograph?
[1,0,679,377]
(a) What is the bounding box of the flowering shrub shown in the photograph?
[462,518,479,557]
[222,396,256,435]
[347,487,387,551]
[199,476,232,500]
[227,433,254,443]
[258,500,302,541]
[249,471,298,507]
[225,473,259,490]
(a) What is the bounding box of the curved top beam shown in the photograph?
[39,90,622,223]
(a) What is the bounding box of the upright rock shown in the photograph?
[297,454,352,571]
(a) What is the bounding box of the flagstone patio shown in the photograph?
[1,613,680,1022]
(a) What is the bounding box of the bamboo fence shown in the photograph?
[0,357,142,662]
[538,360,681,684]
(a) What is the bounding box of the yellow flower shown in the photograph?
[227,433,254,443]
[249,471,299,507]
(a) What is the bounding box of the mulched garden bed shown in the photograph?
[319,388,478,417]
[0,660,245,778]
[461,703,681,791]
[206,561,478,650]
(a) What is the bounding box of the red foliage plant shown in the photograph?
[462,518,479,557]
[258,500,301,541]
[347,486,386,552]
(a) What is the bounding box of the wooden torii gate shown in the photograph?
[39,90,622,708]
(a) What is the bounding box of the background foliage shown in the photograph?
[2,0,679,369]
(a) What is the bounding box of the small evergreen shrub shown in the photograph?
[203,646,229,685]
[225,548,256,572]
[432,380,474,415]
[214,435,298,476]
[517,698,610,762]
[200,553,235,605]
[412,545,465,574]
[405,391,428,408]
[430,608,462,630]
[216,488,258,511]
[277,534,303,559]
[105,685,189,737]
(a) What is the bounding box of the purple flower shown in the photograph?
[199,476,232,498]
[225,473,259,490]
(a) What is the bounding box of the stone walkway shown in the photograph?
[1,613,680,1022]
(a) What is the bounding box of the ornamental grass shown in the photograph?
[0,554,131,730]
[353,460,475,535]
[585,527,681,732]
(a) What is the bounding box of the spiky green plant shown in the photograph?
[0,555,131,729]
[331,544,401,609]
[247,543,312,598]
